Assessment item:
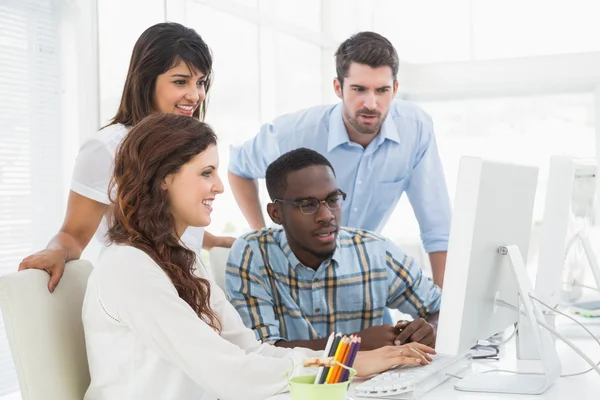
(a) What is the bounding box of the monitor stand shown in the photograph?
[566,230,600,293]
[518,228,600,360]
[455,245,562,395]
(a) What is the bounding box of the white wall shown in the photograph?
[398,53,600,101]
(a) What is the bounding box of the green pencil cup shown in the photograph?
[289,369,357,400]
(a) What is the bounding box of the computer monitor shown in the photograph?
[436,156,561,395]
[517,156,600,360]
[535,156,600,308]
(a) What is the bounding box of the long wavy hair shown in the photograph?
[107,113,220,331]
[108,22,213,127]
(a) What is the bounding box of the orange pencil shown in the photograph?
[341,336,357,366]
[333,336,355,383]
[343,336,357,366]
[327,336,350,384]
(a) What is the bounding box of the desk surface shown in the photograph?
[268,318,600,400]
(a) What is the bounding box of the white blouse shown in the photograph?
[70,123,204,249]
[82,244,318,400]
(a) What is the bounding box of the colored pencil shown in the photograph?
[313,332,335,384]
[326,336,350,384]
[337,336,356,383]
[331,336,352,383]
[318,333,341,384]
[339,336,361,383]
[324,336,346,384]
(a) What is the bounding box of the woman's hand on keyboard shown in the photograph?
[352,343,436,377]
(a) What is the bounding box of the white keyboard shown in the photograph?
[354,353,471,398]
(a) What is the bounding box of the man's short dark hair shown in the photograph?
[266,148,335,201]
[335,31,399,86]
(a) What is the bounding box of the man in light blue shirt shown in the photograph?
[229,32,451,286]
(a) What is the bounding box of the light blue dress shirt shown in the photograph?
[228,100,451,253]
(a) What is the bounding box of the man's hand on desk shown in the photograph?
[353,324,400,350]
[394,318,436,347]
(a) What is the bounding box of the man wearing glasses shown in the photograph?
[226,148,441,351]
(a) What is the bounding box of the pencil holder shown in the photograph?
[289,366,357,400]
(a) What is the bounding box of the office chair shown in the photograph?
[0,260,92,400]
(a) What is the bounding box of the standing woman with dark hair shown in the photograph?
[82,113,433,399]
[19,22,234,291]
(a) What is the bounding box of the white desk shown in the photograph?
[268,318,600,400]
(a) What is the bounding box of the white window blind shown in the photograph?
[0,0,63,395]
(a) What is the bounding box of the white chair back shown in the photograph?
[0,260,93,400]
[208,247,231,292]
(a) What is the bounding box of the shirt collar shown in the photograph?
[327,104,349,152]
[275,229,342,269]
[379,108,401,144]
[327,103,400,152]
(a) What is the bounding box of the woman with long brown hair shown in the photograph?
[19,22,234,292]
[82,113,435,400]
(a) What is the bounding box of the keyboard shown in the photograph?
[354,353,471,398]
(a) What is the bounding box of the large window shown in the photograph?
[166,0,600,243]
[2,1,600,398]
[178,0,325,235]
[374,0,600,63]
[97,0,165,124]
[471,0,600,59]
[381,93,595,244]
[0,0,63,394]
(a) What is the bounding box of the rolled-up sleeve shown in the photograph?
[228,122,285,179]
[384,239,442,318]
[225,238,284,343]
[405,117,451,253]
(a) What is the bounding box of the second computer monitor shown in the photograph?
[536,155,598,307]
[436,156,539,355]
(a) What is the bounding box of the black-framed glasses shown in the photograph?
[274,190,347,215]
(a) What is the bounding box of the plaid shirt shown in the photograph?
[225,227,441,343]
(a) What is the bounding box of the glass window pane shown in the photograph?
[374,0,471,63]
[428,93,595,221]
[327,0,374,43]
[274,32,322,115]
[383,93,595,243]
[98,0,165,123]
[233,0,258,9]
[260,0,321,32]
[473,0,600,59]
[184,3,260,137]
[185,2,261,235]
